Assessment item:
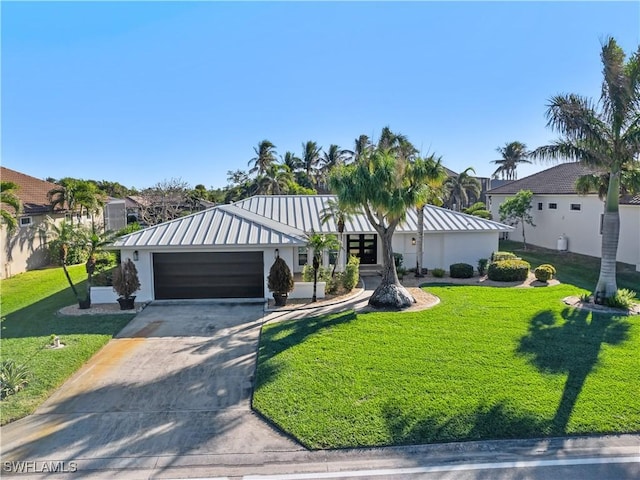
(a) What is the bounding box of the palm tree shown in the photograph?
[444,167,482,210]
[320,197,358,275]
[301,140,322,184]
[1,181,21,232]
[492,141,531,180]
[414,156,446,277]
[47,178,79,223]
[248,140,277,176]
[74,181,106,227]
[305,231,341,302]
[281,151,302,172]
[352,134,371,162]
[254,164,294,195]
[45,218,83,304]
[317,145,350,193]
[531,37,640,302]
[330,147,438,309]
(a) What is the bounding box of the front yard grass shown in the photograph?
[499,239,640,294]
[1,266,134,424]
[253,284,640,449]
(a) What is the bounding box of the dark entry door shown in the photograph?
[347,234,377,264]
[153,252,264,299]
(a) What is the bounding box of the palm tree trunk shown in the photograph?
[415,205,424,277]
[594,173,620,303]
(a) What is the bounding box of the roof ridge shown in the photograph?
[219,203,307,239]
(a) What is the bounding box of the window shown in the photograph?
[548,203,557,210]
[19,217,32,227]
[298,247,308,266]
[570,203,581,211]
[537,202,543,210]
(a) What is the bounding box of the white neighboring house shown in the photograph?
[111,194,512,303]
[487,163,640,272]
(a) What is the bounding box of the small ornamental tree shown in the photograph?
[267,256,294,306]
[112,259,141,300]
[499,189,535,250]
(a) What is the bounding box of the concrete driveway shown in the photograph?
[1,303,301,474]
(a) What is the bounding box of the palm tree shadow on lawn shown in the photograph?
[517,307,630,434]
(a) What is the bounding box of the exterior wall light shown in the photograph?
[411,237,416,246]
[133,250,139,261]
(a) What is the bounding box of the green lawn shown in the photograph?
[253,284,640,449]
[1,266,134,424]
[499,239,640,294]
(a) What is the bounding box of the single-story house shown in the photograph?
[487,163,640,271]
[111,194,512,302]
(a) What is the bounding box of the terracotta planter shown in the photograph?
[117,296,136,310]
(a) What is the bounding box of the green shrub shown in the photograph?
[606,289,637,309]
[342,255,360,291]
[534,264,556,282]
[49,238,89,266]
[267,257,294,294]
[477,258,489,276]
[116,222,143,237]
[449,263,474,278]
[1,360,30,399]
[491,251,518,262]
[432,268,445,278]
[302,264,331,283]
[487,259,530,282]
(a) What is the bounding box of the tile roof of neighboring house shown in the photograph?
[487,162,640,205]
[114,195,512,248]
[487,163,599,196]
[1,166,62,215]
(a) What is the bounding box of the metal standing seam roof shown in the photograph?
[112,195,512,248]
[235,195,512,233]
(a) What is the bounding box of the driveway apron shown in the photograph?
[1,303,301,472]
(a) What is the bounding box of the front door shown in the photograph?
[347,234,377,264]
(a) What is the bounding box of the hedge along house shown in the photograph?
[111,195,513,302]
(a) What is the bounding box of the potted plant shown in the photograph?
[267,256,294,307]
[112,258,141,310]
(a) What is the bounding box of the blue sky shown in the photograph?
[2,1,639,190]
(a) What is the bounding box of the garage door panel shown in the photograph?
[153,252,264,299]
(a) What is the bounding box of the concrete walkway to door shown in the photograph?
[0,303,302,475]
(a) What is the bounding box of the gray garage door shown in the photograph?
[153,252,264,299]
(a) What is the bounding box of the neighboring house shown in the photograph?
[1,167,66,278]
[487,163,640,271]
[112,194,512,302]
[0,167,108,278]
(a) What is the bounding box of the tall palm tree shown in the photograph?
[281,151,302,172]
[47,178,79,223]
[301,140,322,182]
[74,181,106,227]
[444,167,482,210]
[248,140,277,176]
[351,135,371,163]
[531,37,640,302]
[492,141,531,180]
[320,197,359,275]
[254,164,294,195]
[317,145,350,193]
[1,181,21,232]
[413,155,446,277]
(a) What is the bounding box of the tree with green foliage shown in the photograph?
[531,37,640,302]
[305,231,341,302]
[492,141,531,180]
[330,137,436,309]
[320,197,358,275]
[444,167,481,210]
[301,140,323,186]
[463,202,492,219]
[248,140,278,176]
[499,190,535,250]
[1,181,21,232]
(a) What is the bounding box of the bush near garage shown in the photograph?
[449,263,474,279]
[488,259,531,282]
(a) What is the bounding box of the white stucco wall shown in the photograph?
[490,193,640,270]
[393,232,499,271]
